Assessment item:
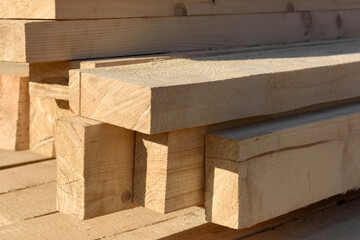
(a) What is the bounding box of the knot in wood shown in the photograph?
[286,3,295,12]
[336,15,343,28]
[122,191,132,203]
[301,12,312,29]
[174,3,187,16]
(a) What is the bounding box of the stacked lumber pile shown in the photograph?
[0,0,360,233]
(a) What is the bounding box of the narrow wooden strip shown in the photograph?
[29,82,69,101]
[0,160,56,194]
[0,183,56,227]
[0,149,51,170]
[2,10,360,62]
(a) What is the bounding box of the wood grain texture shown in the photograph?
[0,183,56,227]
[0,191,359,239]
[205,103,360,229]
[0,160,56,194]
[0,206,200,240]
[0,73,29,150]
[0,0,360,19]
[2,10,360,63]
[0,149,50,169]
[72,39,360,134]
[56,116,135,219]
[28,61,80,100]
[30,97,73,157]
[134,127,206,213]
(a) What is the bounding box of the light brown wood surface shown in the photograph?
[0,190,359,240]
[206,103,360,229]
[28,61,80,100]
[56,116,134,219]
[71,39,360,134]
[0,149,51,169]
[0,145,359,239]
[0,73,29,150]
[0,183,56,226]
[0,160,56,194]
[0,0,360,19]
[30,97,73,157]
[134,127,206,213]
[2,10,360,63]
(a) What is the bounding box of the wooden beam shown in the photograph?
[56,116,135,219]
[134,127,206,213]
[2,10,360,63]
[71,39,360,134]
[205,103,360,229]
[0,0,360,19]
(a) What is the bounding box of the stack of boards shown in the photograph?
[0,0,360,231]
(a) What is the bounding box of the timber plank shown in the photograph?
[0,160,56,194]
[0,206,200,240]
[71,39,360,134]
[205,103,360,229]
[0,0,360,20]
[0,193,359,240]
[2,10,360,63]
[0,183,56,227]
[0,149,50,169]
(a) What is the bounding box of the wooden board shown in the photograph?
[56,116,134,219]
[134,127,206,214]
[0,73,29,150]
[30,97,73,157]
[0,149,51,170]
[0,0,359,20]
[0,190,359,239]
[2,10,360,63]
[0,160,56,194]
[0,183,56,226]
[0,206,200,240]
[71,39,360,134]
[205,103,360,229]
